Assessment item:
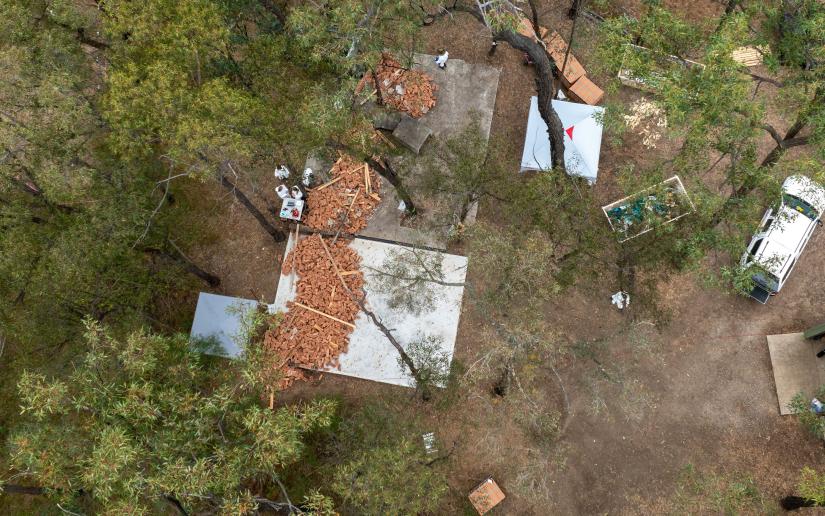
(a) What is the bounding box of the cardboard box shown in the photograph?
[469,478,506,515]
[542,30,586,86]
[568,75,604,106]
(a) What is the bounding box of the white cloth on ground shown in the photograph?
[302,168,313,187]
[290,186,304,201]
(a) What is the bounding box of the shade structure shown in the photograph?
[190,292,258,358]
[520,96,605,183]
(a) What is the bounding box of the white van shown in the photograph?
[740,175,825,303]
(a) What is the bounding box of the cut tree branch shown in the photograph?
[219,166,286,242]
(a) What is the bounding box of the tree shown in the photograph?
[417,118,511,223]
[102,0,289,242]
[5,319,336,514]
[325,403,448,515]
[0,1,210,349]
[430,1,568,173]
[287,0,433,213]
[332,439,447,515]
[591,1,825,293]
[782,467,825,510]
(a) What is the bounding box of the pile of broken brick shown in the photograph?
[265,153,385,390]
[303,154,382,234]
[264,234,364,390]
[356,53,438,118]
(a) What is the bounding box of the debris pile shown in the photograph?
[607,191,679,231]
[623,99,667,149]
[356,53,438,118]
[264,235,364,389]
[304,154,382,234]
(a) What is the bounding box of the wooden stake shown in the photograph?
[329,285,336,307]
[363,165,370,195]
[314,176,342,191]
[293,301,355,328]
[375,130,396,148]
[340,270,360,276]
[347,188,361,214]
[269,391,275,410]
[369,193,381,202]
[318,234,350,293]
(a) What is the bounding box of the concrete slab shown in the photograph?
[371,110,403,131]
[413,53,500,141]
[357,175,446,250]
[359,54,501,249]
[190,292,258,358]
[272,233,467,388]
[766,333,825,414]
[392,115,433,154]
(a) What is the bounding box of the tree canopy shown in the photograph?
[7,319,336,514]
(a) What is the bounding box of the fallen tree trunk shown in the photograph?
[219,172,286,242]
[143,247,221,287]
[450,4,567,173]
[493,29,567,173]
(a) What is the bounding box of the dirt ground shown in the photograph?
[182,1,825,514]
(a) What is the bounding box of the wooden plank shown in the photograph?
[314,176,342,191]
[542,30,586,86]
[293,302,355,329]
[375,130,396,148]
[731,46,765,67]
[340,270,360,276]
[318,234,351,294]
[347,187,361,214]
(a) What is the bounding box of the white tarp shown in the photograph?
[190,292,258,358]
[520,96,605,183]
[273,234,467,388]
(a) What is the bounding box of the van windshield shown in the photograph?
[783,193,819,221]
[752,271,779,292]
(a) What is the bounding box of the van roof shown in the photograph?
[753,205,814,276]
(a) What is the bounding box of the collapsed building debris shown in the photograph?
[304,154,382,234]
[263,235,364,389]
[356,53,438,118]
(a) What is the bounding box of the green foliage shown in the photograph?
[468,223,562,307]
[370,246,461,314]
[318,402,447,515]
[332,438,446,515]
[0,2,189,349]
[400,334,452,389]
[6,320,336,513]
[417,116,510,225]
[673,464,777,515]
[796,467,825,506]
[591,1,825,294]
[790,387,825,439]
